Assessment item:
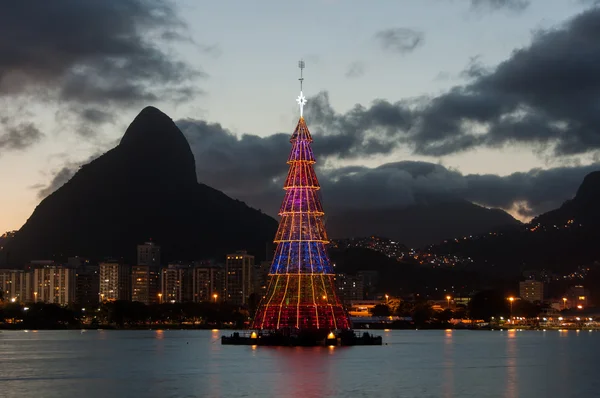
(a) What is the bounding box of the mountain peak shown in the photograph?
[117,106,197,185]
[120,106,180,147]
[575,171,600,203]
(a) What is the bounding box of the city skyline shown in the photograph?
[2,1,600,233]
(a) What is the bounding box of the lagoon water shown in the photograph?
[0,329,598,398]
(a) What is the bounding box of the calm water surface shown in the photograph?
[1,329,598,398]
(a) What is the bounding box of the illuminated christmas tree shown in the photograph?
[252,62,351,331]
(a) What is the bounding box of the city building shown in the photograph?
[31,265,76,305]
[519,280,544,302]
[99,262,131,301]
[161,264,193,303]
[192,263,223,302]
[137,241,161,266]
[564,285,590,308]
[0,269,31,303]
[225,251,255,305]
[347,300,382,317]
[254,260,271,299]
[357,270,379,299]
[335,273,365,302]
[75,264,99,306]
[131,265,160,305]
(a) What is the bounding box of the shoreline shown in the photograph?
[1,325,599,332]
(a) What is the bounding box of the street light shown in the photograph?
[385,294,389,303]
[158,293,163,304]
[213,293,218,303]
[562,297,567,310]
[446,295,452,309]
[33,292,38,303]
[508,297,515,320]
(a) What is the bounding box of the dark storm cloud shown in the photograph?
[319,162,600,220]
[320,162,466,211]
[0,118,43,152]
[37,167,78,199]
[307,92,414,158]
[0,0,201,138]
[463,164,600,217]
[258,160,598,221]
[310,8,600,158]
[176,119,290,196]
[79,108,115,125]
[375,28,424,54]
[173,118,599,221]
[470,0,530,11]
[415,7,600,156]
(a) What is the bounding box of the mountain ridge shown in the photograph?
[327,199,520,248]
[429,170,600,274]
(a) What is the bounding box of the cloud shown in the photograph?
[0,1,199,106]
[413,7,600,156]
[0,118,43,152]
[345,62,366,78]
[31,6,600,224]
[37,167,78,199]
[39,112,600,222]
[318,162,598,221]
[177,119,290,196]
[174,118,599,222]
[0,0,203,144]
[375,28,424,54]
[79,108,115,125]
[306,92,415,159]
[462,165,600,218]
[470,0,530,11]
[309,8,600,158]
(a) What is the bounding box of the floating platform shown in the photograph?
[221,329,382,347]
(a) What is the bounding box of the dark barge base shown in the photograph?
[221,330,382,347]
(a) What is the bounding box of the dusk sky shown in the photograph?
[2,0,600,233]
